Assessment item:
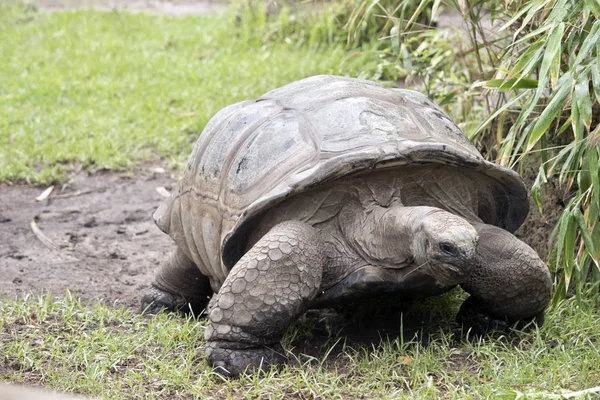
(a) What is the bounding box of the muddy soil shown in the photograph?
[0,167,177,308]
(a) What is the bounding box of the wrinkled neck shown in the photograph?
[340,203,441,268]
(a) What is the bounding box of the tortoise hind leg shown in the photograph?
[457,223,552,333]
[141,247,212,315]
[205,221,324,378]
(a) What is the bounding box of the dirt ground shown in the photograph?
[0,167,177,308]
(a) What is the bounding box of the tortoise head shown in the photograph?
[411,209,479,285]
[342,204,478,286]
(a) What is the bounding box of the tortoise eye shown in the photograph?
[439,242,457,255]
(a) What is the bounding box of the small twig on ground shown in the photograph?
[30,215,100,259]
[30,215,60,250]
[50,189,95,200]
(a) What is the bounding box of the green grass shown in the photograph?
[1,292,599,399]
[0,4,354,184]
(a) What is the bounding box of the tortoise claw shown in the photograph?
[456,296,544,335]
[141,286,207,315]
[456,302,509,335]
[205,343,286,378]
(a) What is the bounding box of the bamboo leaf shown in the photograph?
[574,20,600,65]
[496,109,508,147]
[512,70,572,141]
[538,22,564,89]
[575,72,593,130]
[470,91,528,139]
[513,0,553,39]
[531,165,547,213]
[437,92,457,107]
[589,148,600,211]
[548,140,574,176]
[498,1,536,32]
[556,209,570,268]
[564,211,578,291]
[431,0,442,23]
[405,0,432,31]
[511,123,535,167]
[571,92,583,142]
[586,0,600,17]
[514,23,566,133]
[592,212,600,264]
[591,61,600,104]
[527,76,572,151]
[588,124,600,148]
[484,78,538,91]
[511,24,551,47]
[549,40,561,87]
[557,210,577,292]
[577,158,591,193]
[574,208,599,270]
[506,40,544,81]
[560,141,584,187]
[546,0,569,22]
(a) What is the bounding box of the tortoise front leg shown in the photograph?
[141,247,213,315]
[457,223,552,333]
[205,221,324,377]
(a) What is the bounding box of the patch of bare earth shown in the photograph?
[0,168,178,308]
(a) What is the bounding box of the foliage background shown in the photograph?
[1,1,600,398]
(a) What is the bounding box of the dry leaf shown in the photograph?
[397,356,413,365]
[156,187,170,198]
[35,186,54,202]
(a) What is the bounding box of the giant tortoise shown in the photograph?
[142,75,552,377]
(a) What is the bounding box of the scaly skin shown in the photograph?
[457,223,552,332]
[204,221,323,377]
[141,248,212,315]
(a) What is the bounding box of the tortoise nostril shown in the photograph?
[462,248,475,260]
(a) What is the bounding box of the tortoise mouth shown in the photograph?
[426,258,472,286]
[432,266,464,286]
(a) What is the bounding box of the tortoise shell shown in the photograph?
[154,75,528,287]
